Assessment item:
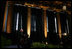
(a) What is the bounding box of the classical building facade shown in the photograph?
[2,1,71,44]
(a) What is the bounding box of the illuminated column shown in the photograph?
[43,8,47,38]
[66,20,69,34]
[2,1,8,32]
[55,17,57,33]
[6,2,13,33]
[57,13,62,39]
[27,7,31,38]
[16,12,19,31]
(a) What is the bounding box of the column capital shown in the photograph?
[43,8,47,10]
[43,7,49,10]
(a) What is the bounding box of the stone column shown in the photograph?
[43,8,47,39]
[2,1,8,32]
[27,7,31,38]
[6,1,13,33]
[57,13,62,39]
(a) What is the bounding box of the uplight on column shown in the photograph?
[27,7,31,38]
[57,13,62,39]
[43,8,47,38]
[3,1,8,32]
